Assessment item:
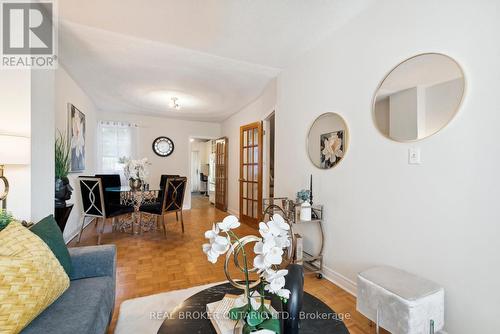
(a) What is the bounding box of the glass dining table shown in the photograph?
[105,186,161,234]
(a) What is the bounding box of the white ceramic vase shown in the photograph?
[300,201,312,221]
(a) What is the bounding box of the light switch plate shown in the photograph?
[408,148,421,165]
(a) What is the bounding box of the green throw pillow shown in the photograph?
[30,215,73,276]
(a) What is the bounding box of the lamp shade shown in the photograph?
[0,135,30,165]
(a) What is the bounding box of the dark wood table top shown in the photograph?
[157,282,349,334]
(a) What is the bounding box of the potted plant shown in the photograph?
[55,131,73,208]
[202,214,292,333]
[123,158,150,190]
[0,210,13,232]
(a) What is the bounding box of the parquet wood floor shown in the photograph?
[69,195,387,333]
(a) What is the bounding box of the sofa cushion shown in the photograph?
[30,215,73,276]
[0,222,70,334]
[22,276,114,334]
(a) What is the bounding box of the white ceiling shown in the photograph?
[58,0,375,121]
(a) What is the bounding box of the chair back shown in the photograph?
[162,177,187,213]
[79,177,106,218]
[95,174,121,212]
[157,174,180,204]
[159,174,180,189]
[283,264,304,334]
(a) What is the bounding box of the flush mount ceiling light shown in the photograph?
[169,97,181,110]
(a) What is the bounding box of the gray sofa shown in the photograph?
[22,245,116,334]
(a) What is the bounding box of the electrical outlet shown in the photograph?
[408,148,421,165]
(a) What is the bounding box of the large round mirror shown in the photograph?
[307,113,349,169]
[373,53,465,142]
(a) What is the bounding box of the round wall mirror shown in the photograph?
[307,112,349,169]
[373,53,465,142]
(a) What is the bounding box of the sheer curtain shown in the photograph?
[97,120,138,182]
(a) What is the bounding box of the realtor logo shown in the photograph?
[1,0,57,68]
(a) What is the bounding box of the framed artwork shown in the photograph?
[320,130,344,169]
[68,103,86,172]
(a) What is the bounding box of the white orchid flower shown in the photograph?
[265,246,283,266]
[264,269,288,293]
[202,243,219,264]
[202,224,230,263]
[217,215,240,232]
[253,254,267,271]
[212,235,230,254]
[276,288,291,299]
[258,222,273,240]
[204,224,220,240]
[271,214,290,232]
[254,241,264,254]
[274,234,291,248]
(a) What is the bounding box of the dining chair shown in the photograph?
[140,177,187,237]
[95,174,132,230]
[78,176,134,244]
[158,174,180,220]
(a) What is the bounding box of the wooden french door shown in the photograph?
[215,137,228,211]
[239,122,263,225]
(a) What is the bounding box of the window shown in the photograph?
[97,121,138,173]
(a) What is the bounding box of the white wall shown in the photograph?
[31,70,55,223]
[97,112,221,209]
[55,66,98,241]
[222,79,276,215]
[274,0,500,332]
[426,78,464,136]
[0,70,31,220]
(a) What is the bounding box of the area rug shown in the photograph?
[114,282,224,334]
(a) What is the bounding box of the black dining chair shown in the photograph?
[95,174,131,229]
[140,177,187,237]
[159,174,180,190]
[78,176,134,244]
[158,174,180,220]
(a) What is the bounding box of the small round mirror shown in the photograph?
[373,53,465,142]
[307,113,349,169]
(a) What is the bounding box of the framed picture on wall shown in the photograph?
[320,130,344,169]
[68,103,86,172]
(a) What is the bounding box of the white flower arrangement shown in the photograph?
[202,214,292,332]
[122,158,150,182]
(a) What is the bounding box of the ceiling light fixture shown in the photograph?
[169,97,181,110]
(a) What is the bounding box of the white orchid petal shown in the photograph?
[265,247,283,265]
[253,255,266,270]
[202,243,211,254]
[223,215,238,226]
[254,241,264,254]
[214,235,229,245]
[277,288,291,299]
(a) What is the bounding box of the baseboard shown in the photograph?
[321,265,358,297]
[227,208,239,217]
[65,217,96,245]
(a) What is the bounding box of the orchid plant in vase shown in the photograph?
[122,158,150,190]
[202,214,292,334]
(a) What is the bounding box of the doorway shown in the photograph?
[239,122,263,225]
[215,137,228,211]
[264,112,275,199]
[189,138,211,209]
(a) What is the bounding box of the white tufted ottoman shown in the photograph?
[357,266,444,334]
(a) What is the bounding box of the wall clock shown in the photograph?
[152,136,174,157]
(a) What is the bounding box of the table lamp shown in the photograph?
[0,135,30,210]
